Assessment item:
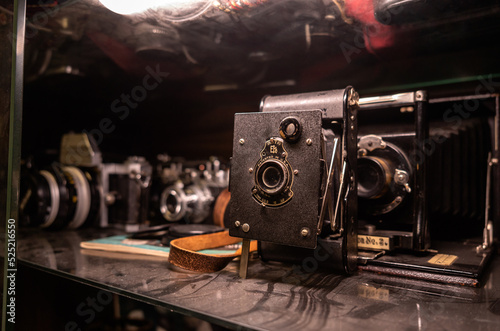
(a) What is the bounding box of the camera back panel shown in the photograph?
[229,110,323,249]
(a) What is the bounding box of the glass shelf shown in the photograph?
[13,228,500,330]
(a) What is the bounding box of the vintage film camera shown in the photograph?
[20,133,152,230]
[354,91,499,285]
[229,87,359,274]
[229,88,499,283]
[149,155,229,225]
[357,92,492,251]
[356,91,431,252]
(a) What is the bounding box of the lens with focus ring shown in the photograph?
[160,187,185,221]
[262,166,281,189]
[256,159,288,195]
[20,164,99,230]
[166,191,180,214]
[160,182,214,223]
[357,156,392,199]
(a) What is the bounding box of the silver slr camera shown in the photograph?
[20,133,152,230]
[150,155,229,224]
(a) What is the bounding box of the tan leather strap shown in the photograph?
[169,230,257,272]
[213,188,231,228]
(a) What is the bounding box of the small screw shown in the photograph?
[249,168,253,173]
[239,139,245,145]
[252,188,258,194]
[301,228,310,237]
[415,91,426,101]
[350,115,355,121]
[235,221,241,227]
[105,193,116,205]
[242,223,250,232]
[306,138,312,146]
[282,152,286,157]
[294,169,299,175]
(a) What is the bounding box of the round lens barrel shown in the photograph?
[357,156,392,199]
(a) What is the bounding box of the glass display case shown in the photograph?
[2,0,500,330]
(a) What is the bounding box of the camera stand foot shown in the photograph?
[239,239,251,279]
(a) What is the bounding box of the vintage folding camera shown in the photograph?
[148,155,229,224]
[356,91,431,252]
[357,96,491,252]
[20,132,152,230]
[354,91,499,285]
[229,87,359,274]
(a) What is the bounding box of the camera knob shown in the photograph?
[279,117,302,143]
[394,169,411,193]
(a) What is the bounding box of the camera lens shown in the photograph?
[161,187,184,221]
[252,138,294,207]
[63,166,92,229]
[357,156,392,199]
[39,170,61,227]
[262,166,282,189]
[160,183,214,223]
[166,192,179,214]
[20,164,99,229]
[165,190,182,215]
[256,160,287,195]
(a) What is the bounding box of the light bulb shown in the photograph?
[99,0,202,15]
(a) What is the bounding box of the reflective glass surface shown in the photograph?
[14,229,500,330]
